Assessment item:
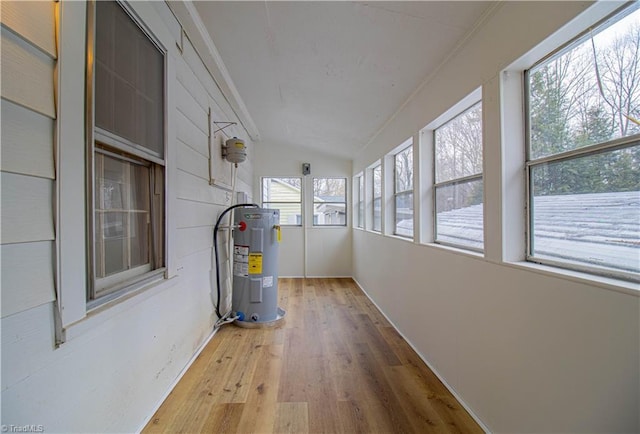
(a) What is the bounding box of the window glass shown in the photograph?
[357,175,364,228]
[372,165,382,232]
[527,4,640,280]
[394,146,413,237]
[262,177,302,225]
[434,101,484,250]
[313,178,347,226]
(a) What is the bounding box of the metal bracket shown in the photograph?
[213,121,237,135]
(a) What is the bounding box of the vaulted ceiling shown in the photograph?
[193,1,496,158]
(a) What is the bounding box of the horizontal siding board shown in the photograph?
[1,27,56,118]
[176,57,209,113]
[177,169,231,207]
[1,241,55,318]
[0,0,57,58]
[176,199,219,229]
[0,172,54,244]
[1,99,55,179]
[176,80,208,136]
[176,110,208,157]
[176,226,213,259]
[151,1,182,46]
[177,139,208,181]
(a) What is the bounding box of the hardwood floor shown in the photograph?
[143,278,483,433]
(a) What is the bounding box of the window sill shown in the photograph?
[504,260,640,297]
[63,274,181,343]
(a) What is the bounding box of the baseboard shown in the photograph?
[136,326,220,433]
[352,278,491,434]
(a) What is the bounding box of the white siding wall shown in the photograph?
[254,142,352,277]
[352,1,639,433]
[1,1,254,432]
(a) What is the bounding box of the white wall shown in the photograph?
[352,1,639,433]
[254,142,352,277]
[1,1,254,432]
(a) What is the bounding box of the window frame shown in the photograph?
[312,177,347,227]
[261,177,303,226]
[86,0,167,307]
[393,145,414,238]
[524,3,640,282]
[432,101,484,252]
[371,164,382,232]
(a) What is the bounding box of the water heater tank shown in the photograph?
[232,208,284,326]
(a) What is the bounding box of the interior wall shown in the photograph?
[352,1,639,433]
[254,142,352,277]
[1,1,255,432]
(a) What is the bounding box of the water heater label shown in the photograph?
[234,245,250,277]
[263,276,273,287]
[248,253,263,274]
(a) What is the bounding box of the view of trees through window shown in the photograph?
[528,5,640,278]
[394,146,413,237]
[313,178,346,226]
[372,165,382,232]
[434,101,484,250]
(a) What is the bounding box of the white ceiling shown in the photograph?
[193,1,495,159]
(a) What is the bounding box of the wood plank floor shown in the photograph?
[143,278,483,433]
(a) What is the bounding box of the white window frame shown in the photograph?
[433,99,484,252]
[312,177,347,227]
[55,0,177,339]
[355,174,364,229]
[261,177,303,226]
[524,3,640,283]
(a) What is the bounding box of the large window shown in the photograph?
[434,102,483,251]
[262,177,302,225]
[394,145,414,238]
[526,4,640,280]
[372,164,382,232]
[313,178,347,226]
[356,174,364,228]
[90,0,165,302]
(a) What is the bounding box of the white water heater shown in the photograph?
[232,208,285,327]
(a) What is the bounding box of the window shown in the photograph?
[372,165,382,232]
[262,177,302,225]
[313,178,347,226]
[89,0,166,302]
[433,101,483,251]
[394,145,413,238]
[526,4,640,281]
[356,175,364,228]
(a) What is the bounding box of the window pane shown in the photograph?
[95,0,164,158]
[313,178,346,226]
[395,192,413,237]
[373,197,382,232]
[313,203,346,225]
[95,152,151,279]
[373,165,382,197]
[313,178,345,200]
[528,7,640,160]
[530,146,640,274]
[435,178,484,249]
[358,200,364,228]
[262,177,302,225]
[435,102,483,183]
[395,147,413,192]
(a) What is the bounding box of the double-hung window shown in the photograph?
[433,101,484,251]
[526,4,640,281]
[394,145,414,238]
[313,178,347,226]
[372,164,382,232]
[262,177,303,225]
[355,175,364,228]
[89,0,166,303]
